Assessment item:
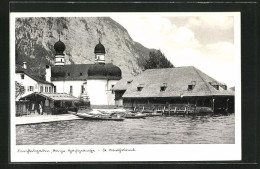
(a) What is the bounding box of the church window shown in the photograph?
[21,74,24,79]
[70,86,73,95]
[54,86,56,93]
[81,85,84,94]
[40,86,43,92]
[45,87,48,92]
[49,87,52,93]
[111,85,115,94]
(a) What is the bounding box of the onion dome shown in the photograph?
[54,40,66,55]
[105,64,122,77]
[94,42,106,54]
[88,63,121,79]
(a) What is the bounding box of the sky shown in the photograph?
[111,13,239,87]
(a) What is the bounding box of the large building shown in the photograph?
[48,39,122,105]
[16,38,122,115]
[113,66,235,113]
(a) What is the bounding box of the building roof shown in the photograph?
[112,77,134,90]
[16,65,53,85]
[19,92,80,101]
[51,63,121,81]
[122,66,234,98]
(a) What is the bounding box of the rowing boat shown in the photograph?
[76,113,125,121]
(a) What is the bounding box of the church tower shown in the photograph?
[54,36,66,66]
[94,40,106,64]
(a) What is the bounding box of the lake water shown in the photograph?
[16,114,235,145]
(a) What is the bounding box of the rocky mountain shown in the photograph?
[15,17,158,77]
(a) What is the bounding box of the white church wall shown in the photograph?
[87,79,108,105]
[52,80,86,98]
[107,80,118,105]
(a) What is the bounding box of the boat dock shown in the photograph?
[15,114,82,125]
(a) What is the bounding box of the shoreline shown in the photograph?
[15,114,82,125]
[15,108,127,125]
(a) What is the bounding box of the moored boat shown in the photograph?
[146,112,163,117]
[124,112,146,119]
[76,113,125,121]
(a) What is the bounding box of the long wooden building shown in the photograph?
[113,66,235,113]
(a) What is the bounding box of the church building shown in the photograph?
[47,38,122,105]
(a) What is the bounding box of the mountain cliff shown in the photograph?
[15,17,157,77]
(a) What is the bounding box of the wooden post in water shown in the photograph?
[226,98,229,113]
[212,98,215,113]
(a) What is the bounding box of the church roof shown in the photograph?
[51,63,121,81]
[121,66,234,98]
[16,64,53,85]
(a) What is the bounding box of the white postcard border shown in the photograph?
[10,12,241,162]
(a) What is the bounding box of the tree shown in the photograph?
[144,50,174,70]
[15,81,25,98]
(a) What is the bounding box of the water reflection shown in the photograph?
[16,114,235,145]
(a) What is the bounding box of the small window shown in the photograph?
[80,73,83,76]
[40,86,43,92]
[221,85,227,90]
[29,86,34,91]
[209,82,219,90]
[81,85,84,94]
[137,84,144,91]
[160,83,167,91]
[215,85,219,90]
[54,86,56,93]
[111,85,115,94]
[160,86,166,91]
[127,80,133,84]
[137,87,143,91]
[49,87,52,93]
[45,87,48,92]
[188,81,196,91]
[188,85,194,90]
[68,73,70,76]
[70,86,73,95]
[21,74,24,79]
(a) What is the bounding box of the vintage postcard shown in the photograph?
[10,12,241,162]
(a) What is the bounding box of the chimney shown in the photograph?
[23,62,27,69]
[45,65,51,82]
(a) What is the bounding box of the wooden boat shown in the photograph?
[124,112,146,119]
[149,112,163,117]
[76,113,125,121]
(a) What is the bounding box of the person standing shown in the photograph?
[39,104,43,115]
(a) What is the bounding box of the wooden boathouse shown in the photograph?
[17,92,80,116]
[113,66,234,114]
